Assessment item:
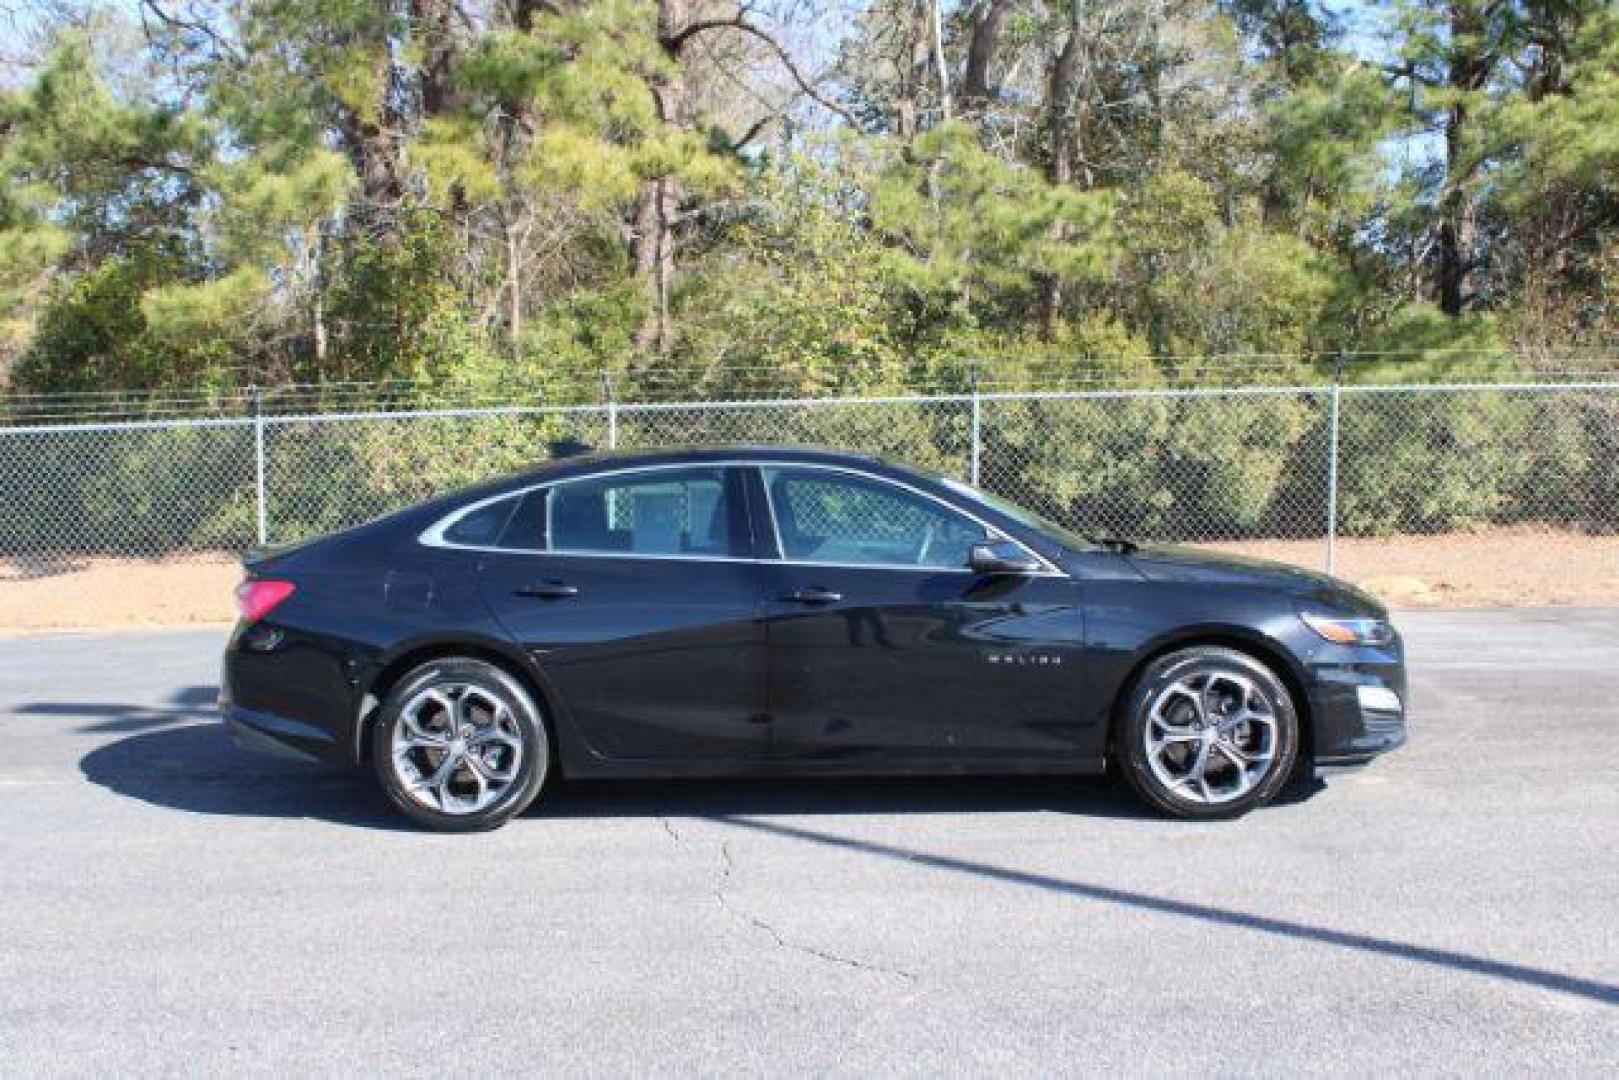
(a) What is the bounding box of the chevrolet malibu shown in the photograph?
[220,446,1407,831]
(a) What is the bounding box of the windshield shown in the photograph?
[938,477,1094,550]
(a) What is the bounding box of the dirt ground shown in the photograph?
[2,528,1616,633]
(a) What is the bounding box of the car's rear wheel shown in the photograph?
[1117,646,1298,820]
[373,658,549,832]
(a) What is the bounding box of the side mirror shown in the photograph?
[969,540,1043,576]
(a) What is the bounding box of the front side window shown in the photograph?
[548,467,736,556]
[762,467,988,569]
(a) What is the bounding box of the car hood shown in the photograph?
[1123,543,1387,617]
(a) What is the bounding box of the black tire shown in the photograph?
[372,658,550,832]
[1116,646,1299,820]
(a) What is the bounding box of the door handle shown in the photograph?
[515,581,579,600]
[780,587,843,605]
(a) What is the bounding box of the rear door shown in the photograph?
[451,465,769,763]
[749,465,1088,765]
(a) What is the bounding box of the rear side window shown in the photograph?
[498,489,547,550]
[548,468,736,556]
[440,489,546,550]
[443,497,520,547]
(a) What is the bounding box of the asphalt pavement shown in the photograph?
[1,609,1615,1075]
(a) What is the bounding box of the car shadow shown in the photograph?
[58,691,1619,1011]
[66,687,1326,829]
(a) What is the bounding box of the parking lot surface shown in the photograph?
[1,609,1615,1075]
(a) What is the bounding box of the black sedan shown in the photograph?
[220,446,1406,831]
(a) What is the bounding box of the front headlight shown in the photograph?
[1300,610,1395,646]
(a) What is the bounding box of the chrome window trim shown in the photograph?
[417,459,1066,577]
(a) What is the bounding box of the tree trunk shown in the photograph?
[336,105,403,237]
[411,0,463,117]
[960,0,1014,118]
[632,174,678,355]
[1037,4,1084,339]
[1436,2,1492,317]
[312,228,328,367]
[895,0,933,139]
[929,0,952,123]
[631,0,696,356]
[506,216,522,343]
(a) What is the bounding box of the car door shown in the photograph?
[750,464,1088,765]
[465,465,769,763]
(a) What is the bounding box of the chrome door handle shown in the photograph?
[780,587,843,605]
[515,581,579,600]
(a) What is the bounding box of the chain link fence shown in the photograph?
[2,382,1617,574]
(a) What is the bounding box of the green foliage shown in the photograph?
[4,0,1613,398]
[1264,60,1401,234]
[1339,304,1510,384]
[1500,9,1619,193]
[12,241,236,394]
[1336,391,1536,534]
[323,207,483,383]
[870,124,1117,313]
[672,159,910,396]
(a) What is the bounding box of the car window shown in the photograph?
[548,467,736,556]
[938,476,1089,550]
[443,495,521,548]
[498,489,547,549]
[762,467,987,568]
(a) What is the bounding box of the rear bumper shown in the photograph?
[222,704,339,763]
[219,623,360,765]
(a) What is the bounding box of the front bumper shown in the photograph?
[1306,653,1409,769]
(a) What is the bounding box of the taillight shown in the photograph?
[236,579,295,623]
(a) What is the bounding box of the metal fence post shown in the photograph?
[1324,360,1342,574]
[603,373,619,450]
[969,363,982,486]
[252,387,268,546]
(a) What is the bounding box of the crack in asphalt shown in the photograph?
[656,817,916,982]
[714,840,917,982]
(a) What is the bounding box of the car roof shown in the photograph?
[514,444,908,482]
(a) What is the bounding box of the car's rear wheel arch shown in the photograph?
[358,640,561,770]
[1108,628,1314,768]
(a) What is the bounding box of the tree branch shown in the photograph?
[140,0,244,64]
[664,15,861,129]
[728,114,775,152]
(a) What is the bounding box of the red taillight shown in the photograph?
[236,579,295,623]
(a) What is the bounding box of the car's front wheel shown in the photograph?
[373,658,550,832]
[1117,646,1299,819]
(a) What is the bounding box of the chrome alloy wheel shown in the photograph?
[389,683,525,814]
[1143,668,1279,805]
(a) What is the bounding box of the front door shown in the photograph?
[752,465,1087,765]
[476,465,768,763]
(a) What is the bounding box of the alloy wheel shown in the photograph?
[389,682,525,814]
[1143,668,1279,805]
